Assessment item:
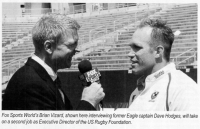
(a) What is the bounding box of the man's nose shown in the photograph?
[73,49,80,56]
[128,51,135,58]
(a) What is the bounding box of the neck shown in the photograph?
[34,52,57,73]
[151,60,169,74]
[142,60,169,77]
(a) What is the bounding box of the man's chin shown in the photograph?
[63,65,71,69]
[58,64,71,70]
[65,63,72,69]
[131,69,143,76]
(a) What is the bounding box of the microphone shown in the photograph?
[78,59,103,109]
[78,60,101,86]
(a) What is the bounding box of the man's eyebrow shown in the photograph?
[128,40,133,45]
[68,41,75,44]
[66,39,77,44]
[128,41,136,47]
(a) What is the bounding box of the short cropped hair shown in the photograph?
[138,18,174,61]
[32,13,80,52]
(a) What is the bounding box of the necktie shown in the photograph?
[54,77,65,104]
[54,77,62,88]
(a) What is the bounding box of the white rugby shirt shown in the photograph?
[129,63,200,111]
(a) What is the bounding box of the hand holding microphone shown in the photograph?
[81,82,104,108]
[78,60,105,109]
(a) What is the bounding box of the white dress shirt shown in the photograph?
[31,54,65,103]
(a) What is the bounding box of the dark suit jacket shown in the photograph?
[2,58,95,110]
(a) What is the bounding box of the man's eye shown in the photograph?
[131,44,140,49]
[134,45,140,49]
[67,44,76,49]
[69,41,78,48]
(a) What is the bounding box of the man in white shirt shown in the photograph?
[128,18,199,111]
[2,13,105,110]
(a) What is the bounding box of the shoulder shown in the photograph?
[167,69,198,100]
[11,65,36,78]
[169,69,197,90]
[168,70,200,111]
[6,65,45,91]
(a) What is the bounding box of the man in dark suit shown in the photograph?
[2,13,105,110]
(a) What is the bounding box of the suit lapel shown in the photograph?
[25,58,57,95]
[25,58,68,109]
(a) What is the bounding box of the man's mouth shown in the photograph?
[131,60,138,64]
[130,61,138,67]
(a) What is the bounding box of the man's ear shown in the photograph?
[44,40,53,54]
[155,45,164,58]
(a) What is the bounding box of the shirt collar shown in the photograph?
[145,62,176,82]
[31,54,57,81]
[136,62,176,92]
[137,75,146,91]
